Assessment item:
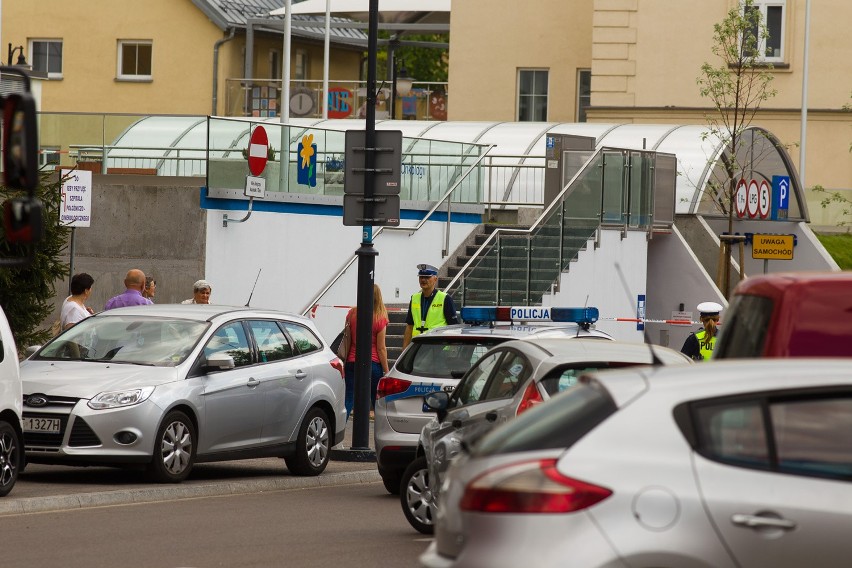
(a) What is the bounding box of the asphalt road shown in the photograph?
[0,481,429,568]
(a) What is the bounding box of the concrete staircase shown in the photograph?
[442,221,598,307]
[385,304,409,367]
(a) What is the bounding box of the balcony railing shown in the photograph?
[224,78,449,121]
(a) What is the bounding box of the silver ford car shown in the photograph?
[20,305,346,482]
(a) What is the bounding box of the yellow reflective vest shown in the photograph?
[411,290,449,337]
[696,329,715,361]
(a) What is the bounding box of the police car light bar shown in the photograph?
[461,306,599,325]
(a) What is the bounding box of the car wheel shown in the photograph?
[148,411,196,483]
[400,456,435,534]
[0,421,21,497]
[285,407,331,476]
[379,467,403,495]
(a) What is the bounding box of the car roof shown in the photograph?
[495,338,692,365]
[734,271,852,296]
[413,322,613,341]
[586,358,852,408]
[92,304,311,324]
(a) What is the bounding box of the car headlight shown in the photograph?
[88,387,155,410]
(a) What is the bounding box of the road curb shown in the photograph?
[0,469,381,517]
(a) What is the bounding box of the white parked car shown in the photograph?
[21,305,346,482]
[0,306,23,497]
[422,359,852,568]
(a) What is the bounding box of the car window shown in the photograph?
[453,351,501,406]
[395,338,502,378]
[280,321,322,355]
[248,320,293,363]
[483,352,530,400]
[473,380,617,457]
[204,322,252,368]
[714,294,773,358]
[693,394,852,479]
[539,362,635,395]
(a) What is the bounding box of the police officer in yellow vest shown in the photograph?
[403,263,459,349]
[680,301,723,361]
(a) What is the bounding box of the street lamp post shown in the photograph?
[7,44,28,67]
[391,60,414,120]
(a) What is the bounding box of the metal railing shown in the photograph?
[224,78,449,121]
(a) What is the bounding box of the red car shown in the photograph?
[715,271,852,358]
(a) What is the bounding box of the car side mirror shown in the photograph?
[25,345,40,357]
[205,352,235,371]
[425,391,450,423]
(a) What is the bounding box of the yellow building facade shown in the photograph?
[449,0,851,224]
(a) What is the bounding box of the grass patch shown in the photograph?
[816,233,852,270]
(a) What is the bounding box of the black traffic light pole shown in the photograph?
[350,0,380,453]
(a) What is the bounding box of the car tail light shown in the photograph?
[376,377,411,399]
[330,358,344,379]
[516,382,543,415]
[460,458,612,514]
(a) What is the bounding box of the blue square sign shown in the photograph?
[771,175,790,220]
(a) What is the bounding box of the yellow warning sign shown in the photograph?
[752,234,794,260]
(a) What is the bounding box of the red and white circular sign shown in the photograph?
[758,180,771,218]
[735,179,747,218]
[747,180,759,218]
[248,126,269,176]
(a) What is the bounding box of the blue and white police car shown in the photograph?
[373,306,611,494]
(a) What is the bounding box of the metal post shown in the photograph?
[68,227,76,296]
[351,0,380,452]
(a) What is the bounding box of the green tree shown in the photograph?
[0,173,70,350]
[376,34,449,84]
[697,0,778,296]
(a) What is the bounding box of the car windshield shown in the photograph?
[395,338,505,378]
[35,315,209,366]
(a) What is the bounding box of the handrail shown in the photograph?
[299,144,496,316]
[443,145,606,295]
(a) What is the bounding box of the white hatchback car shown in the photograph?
[0,306,23,497]
[374,306,611,494]
[423,359,852,568]
[21,305,346,482]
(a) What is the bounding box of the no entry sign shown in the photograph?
[248,126,269,176]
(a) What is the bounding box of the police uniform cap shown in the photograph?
[417,264,438,277]
[697,301,723,317]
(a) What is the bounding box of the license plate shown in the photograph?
[23,417,61,433]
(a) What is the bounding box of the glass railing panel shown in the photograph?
[453,241,499,307]
[528,208,563,304]
[497,234,530,305]
[628,151,653,228]
[601,150,626,225]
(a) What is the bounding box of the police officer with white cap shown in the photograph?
[681,301,723,361]
[403,263,459,348]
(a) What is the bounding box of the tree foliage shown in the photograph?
[0,172,70,350]
[375,33,449,84]
[696,0,778,295]
[697,0,777,230]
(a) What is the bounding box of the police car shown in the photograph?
[373,306,611,494]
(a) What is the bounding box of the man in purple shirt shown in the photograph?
[104,269,154,310]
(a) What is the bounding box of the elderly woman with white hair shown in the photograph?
[181,279,212,304]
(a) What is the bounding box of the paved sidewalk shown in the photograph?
[1,418,379,516]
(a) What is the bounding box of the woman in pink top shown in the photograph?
[344,284,389,420]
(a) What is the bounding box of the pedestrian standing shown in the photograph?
[143,276,157,303]
[182,280,212,304]
[61,273,95,330]
[402,263,458,349]
[681,301,723,361]
[104,269,153,310]
[343,284,389,421]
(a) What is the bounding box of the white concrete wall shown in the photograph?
[203,207,479,342]
[542,229,648,342]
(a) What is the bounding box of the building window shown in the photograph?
[117,40,152,80]
[518,69,548,122]
[30,40,63,79]
[745,1,786,62]
[270,50,280,80]
[295,49,309,81]
[577,69,591,122]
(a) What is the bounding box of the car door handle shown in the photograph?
[246,377,260,388]
[294,370,307,379]
[485,411,498,423]
[731,514,797,530]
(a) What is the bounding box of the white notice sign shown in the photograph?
[245,175,266,198]
[59,169,93,227]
